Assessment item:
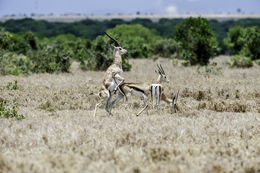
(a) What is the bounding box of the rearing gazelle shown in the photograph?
[93,32,127,117]
[110,64,179,116]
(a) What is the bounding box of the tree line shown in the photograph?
[0,17,259,75]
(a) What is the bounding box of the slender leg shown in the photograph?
[136,94,148,116]
[152,85,156,109]
[156,85,161,114]
[93,101,101,117]
[113,74,124,92]
[110,92,124,113]
[105,90,112,115]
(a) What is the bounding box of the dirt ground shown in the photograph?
[0,56,260,173]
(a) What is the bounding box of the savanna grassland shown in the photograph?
[0,56,260,173]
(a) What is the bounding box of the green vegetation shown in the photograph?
[107,24,158,58]
[82,34,131,71]
[0,100,25,120]
[231,55,253,68]
[0,17,260,75]
[5,80,18,90]
[225,25,260,67]
[175,17,219,65]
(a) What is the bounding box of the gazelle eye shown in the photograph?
[119,48,122,50]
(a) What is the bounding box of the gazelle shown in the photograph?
[110,64,179,116]
[93,32,127,117]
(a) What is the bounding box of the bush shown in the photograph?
[106,24,159,58]
[0,30,29,54]
[83,35,131,71]
[175,17,219,65]
[242,26,260,60]
[255,59,260,65]
[0,100,25,120]
[231,55,253,68]
[152,39,180,58]
[225,26,260,60]
[28,43,72,73]
[0,51,33,75]
[223,26,245,54]
[47,34,91,62]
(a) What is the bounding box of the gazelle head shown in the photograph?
[155,64,169,83]
[104,32,127,56]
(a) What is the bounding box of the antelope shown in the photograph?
[93,32,127,117]
[110,64,179,116]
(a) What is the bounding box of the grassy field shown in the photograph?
[0,56,260,173]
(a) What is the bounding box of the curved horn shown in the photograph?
[159,64,165,75]
[104,32,121,47]
[157,64,162,74]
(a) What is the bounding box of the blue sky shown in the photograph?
[0,0,259,16]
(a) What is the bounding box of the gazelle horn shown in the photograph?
[157,64,163,75]
[104,32,121,47]
[159,64,165,75]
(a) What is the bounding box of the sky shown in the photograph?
[0,0,259,16]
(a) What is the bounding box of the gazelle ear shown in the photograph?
[155,70,158,74]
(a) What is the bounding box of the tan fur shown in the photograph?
[94,46,127,116]
[112,65,173,116]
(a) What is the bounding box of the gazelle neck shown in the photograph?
[113,49,122,68]
[156,75,162,84]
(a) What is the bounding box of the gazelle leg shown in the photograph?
[156,85,161,114]
[93,101,101,117]
[136,95,148,116]
[152,86,156,109]
[113,73,124,92]
[105,90,113,115]
[110,92,124,112]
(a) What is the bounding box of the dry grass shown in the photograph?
[0,56,260,173]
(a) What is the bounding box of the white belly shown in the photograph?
[131,89,144,97]
[108,79,117,91]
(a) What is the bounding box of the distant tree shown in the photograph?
[106,24,159,58]
[242,26,260,60]
[224,26,260,60]
[175,17,219,65]
[223,26,245,54]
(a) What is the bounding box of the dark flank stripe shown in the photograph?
[130,86,145,94]
[158,85,161,102]
[150,86,153,99]
[118,85,126,97]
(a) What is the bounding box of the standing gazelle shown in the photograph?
[93,32,127,117]
[110,64,178,116]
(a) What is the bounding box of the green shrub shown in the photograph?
[106,24,159,58]
[4,80,18,90]
[172,59,178,66]
[223,26,245,54]
[0,30,29,54]
[28,43,72,73]
[225,26,260,60]
[0,100,25,120]
[181,60,190,67]
[152,39,180,58]
[47,34,91,62]
[231,55,253,68]
[254,59,260,65]
[175,17,219,65]
[242,26,260,60]
[83,35,131,71]
[0,51,33,75]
